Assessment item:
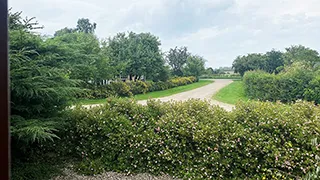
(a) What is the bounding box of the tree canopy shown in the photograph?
[107,32,165,81]
[166,46,190,77]
[54,18,96,36]
[232,53,266,76]
[183,55,206,78]
[9,10,81,148]
[283,45,320,67]
[232,46,319,76]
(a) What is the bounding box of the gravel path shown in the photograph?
[82,79,235,111]
[138,79,235,111]
[53,169,179,180]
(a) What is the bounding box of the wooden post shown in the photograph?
[0,0,10,179]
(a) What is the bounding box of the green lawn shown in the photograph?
[78,79,213,105]
[213,80,249,104]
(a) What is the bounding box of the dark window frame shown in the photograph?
[0,0,10,179]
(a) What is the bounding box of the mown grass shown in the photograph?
[213,80,249,104]
[78,79,213,105]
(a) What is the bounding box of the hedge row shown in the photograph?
[79,76,197,99]
[243,68,320,103]
[200,74,242,80]
[55,98,319,179]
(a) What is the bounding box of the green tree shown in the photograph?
[107,32,165,81]
[152,65,170,82]
[54,18,96,36]
[48,32,111,85]
[54,27,76,36]
[166,46,189,76]
[205,67,214,75]
[232,46,320,76]
[8,8,43,31]
[9,11,80,149]
[283,45,320,67]
[232,53,266,76]
[76,18,96,34]
[183,55,206,78]
[265,49,284,74]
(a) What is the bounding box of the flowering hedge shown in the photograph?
[79,76,197,99]
[59,98,320,179]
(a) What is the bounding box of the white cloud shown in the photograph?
[229,0,320,19]
[9,0,320,68]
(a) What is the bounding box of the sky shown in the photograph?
[9,0,320,68]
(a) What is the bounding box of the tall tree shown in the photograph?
[8,8,43,31]
[183,55,206,78]
[54,27,76,36]
[265,49,284,74]
[205,67,214,75]
[166,46,189,77]
[76,18,96,34]
[47,32,110,85]
[9,10,80,152]
[107,32,165,81]
[283,45,320,67]
[232,53,266,76]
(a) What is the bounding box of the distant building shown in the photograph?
[216,67,235,74]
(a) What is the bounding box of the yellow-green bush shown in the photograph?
[146,81,170,92]
[169,76,196,87]
[109,81,132,97]
[127,81,149,95]
[63,98,319,179]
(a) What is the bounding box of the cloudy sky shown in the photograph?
[9,0,320,68]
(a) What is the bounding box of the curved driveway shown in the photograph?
[81,79,235,111]
[138,79,235,111]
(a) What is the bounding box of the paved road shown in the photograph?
[82,79,235,111]
[138,79,235,111]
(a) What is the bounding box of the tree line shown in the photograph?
[232,45,320,76]
[232,43,320,105]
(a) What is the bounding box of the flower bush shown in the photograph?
[62,98,320,179]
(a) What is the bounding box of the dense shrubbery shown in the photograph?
[128,81,149,95]
[304,74,320,104]
[79,76,197,99]
[57,98,320,179]
[243,65,320,103]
